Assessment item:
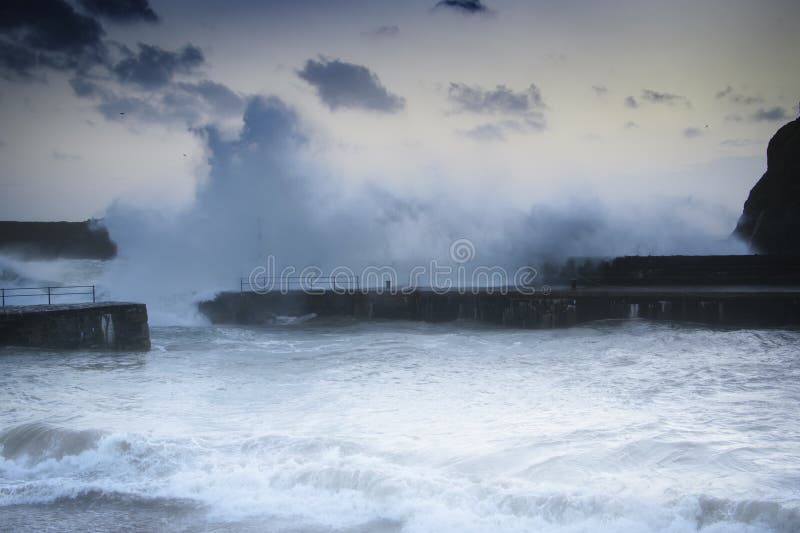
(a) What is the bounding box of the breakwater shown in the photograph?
[0,302,150,350]
[199,286,800,328]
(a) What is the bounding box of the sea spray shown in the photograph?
[94,96,749,324]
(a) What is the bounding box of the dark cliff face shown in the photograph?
[0,220,117,260]
[734,118,800,254]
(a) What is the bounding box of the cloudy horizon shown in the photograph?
[1,0,798,259]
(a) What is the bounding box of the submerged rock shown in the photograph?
[734,118,800,254]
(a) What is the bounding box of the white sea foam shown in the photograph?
[1,322,799,531]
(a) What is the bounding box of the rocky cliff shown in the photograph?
[734,118,800,254]
[0,220,117,260]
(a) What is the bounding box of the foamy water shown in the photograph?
[1,320,799,532]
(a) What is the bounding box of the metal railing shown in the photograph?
[241,276,360,293]
[1,285,96,307]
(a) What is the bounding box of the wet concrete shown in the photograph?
[0,302,150,350]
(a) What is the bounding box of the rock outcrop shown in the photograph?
[0,219,117,260]
[734,118,800,254]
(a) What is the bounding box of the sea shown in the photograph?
[1,317,799,532]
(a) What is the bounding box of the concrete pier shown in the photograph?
[199,287,800,329]
[0,302,150,351]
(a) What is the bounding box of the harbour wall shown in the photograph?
[199,288,800,328]
[0,302,151,350]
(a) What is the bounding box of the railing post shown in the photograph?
[1,288,4,307]
[47,286,51,305]
[92,285,96,303]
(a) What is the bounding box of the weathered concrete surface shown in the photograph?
[0,302,150,351]
[199,287,800,329]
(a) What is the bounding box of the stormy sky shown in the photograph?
[1,0,799,233]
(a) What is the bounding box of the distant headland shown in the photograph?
[0,220,117,260]
[734,117,800,255]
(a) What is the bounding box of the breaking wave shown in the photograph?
[1,422,798,532]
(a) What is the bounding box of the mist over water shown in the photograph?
[1,321,798,532]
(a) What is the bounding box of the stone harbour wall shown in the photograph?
[0,302,150,351]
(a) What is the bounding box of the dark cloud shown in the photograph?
[750,107,789,122]
[0,0,105,77]
[298,58,405,113]
[91,90,194,123]
[449,83,546,136]
[641,89,690,106]
[725,113,743,122]
[69,75,103,97]
[434,0,489,14]
[623,121,639,129]
[715,85,763,105]
[177,81,244,115]
[95,93,160,121]
[591,85,608,97]
[112,43,204,89]
[0,0,104,52]
[448,83,544,115]
[71,66,242,124]
[0,40,37,77]
[79,0,158,23]
[368,25,400,38]
[624,96,638,109]
[683,127,703,139]
[61,35,239,127]
[462,118,543,141]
